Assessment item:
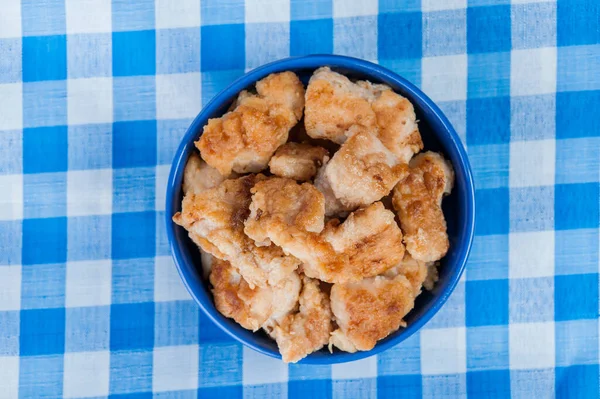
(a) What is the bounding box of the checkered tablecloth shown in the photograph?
[1,0,599,397]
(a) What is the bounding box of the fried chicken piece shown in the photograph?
[329,272,416,352]
[182,152,230,196]
[245,177,325,247]
[383,253,428,297]
[246,195,404,283]
[305,67,377,144]
[196,72,305,175]
[271,276,332,363]
[314,126,408,216]
[268,143,329,181]
[304,67,423,162]
[210,258,301,331]
[393,151,454,262]
[173,174,301,288]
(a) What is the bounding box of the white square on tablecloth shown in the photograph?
[63,351,110,398]
[0,174,23,221]
[0,83,23,130]
[333,0,378,18]
[154,256,191,302]
[153,345,199,392]
[156,73,201,120]
[509,139,555,188]
[68,77,113,125]
[332,356,378,379]
[422,54,468,102]
[0,266,21,311]
[422,0,466,12]
[509,231,555,279]
[65,0,112,34]
[66,260,112,308]
[246,0,291,23]
[155,0,201,29]
[509,322,555,370]
[243,346,288,385]
[420,327,467,375]
[0,357,19,398]
[511,47,557,96]
[0,0,21,38]
[67,169,112,217]
[155,164,170,212]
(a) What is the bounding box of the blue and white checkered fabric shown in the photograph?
[1,0,599,397]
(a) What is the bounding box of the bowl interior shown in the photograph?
[166,55,475,364]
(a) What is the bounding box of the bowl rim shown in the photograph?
[166,54,476,364]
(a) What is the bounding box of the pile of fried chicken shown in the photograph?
[173,67,454,363]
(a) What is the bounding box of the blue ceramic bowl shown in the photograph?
[166,55,475,364]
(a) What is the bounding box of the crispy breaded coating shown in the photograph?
[384,253,428,297]
[392,151,454,262]
[196,72,305,175]
[210,258,301,331]
[314,126,408,216]
[304,67,423,162]
[173,174,301,287]
[245,197,404,284]
[244,177,325,247]
[268,143,329,181]
[329,273,416,352]
[271,276,332,363]
[305,67,377,144]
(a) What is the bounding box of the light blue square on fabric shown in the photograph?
[68,123,113,170]
[157,119,189,165]
[109,350,153,394]
[201,70,246,106]
[0,38,21,83]
[155,211,170,257]
[556,319,599,367]
[378,332,421,375]
[333,16,377,61]
[112,0,155,31]
[113,167,156,213]
[246,23,290,70]
[0,311,19,355]
[245,384,288,399]
[21,263,66,309]
[424,280,466,329]
[201,0,245,25]
[467,234,509,281]
[113,76,156,122]
[154,300,199,347]
[21,0,66,36]
[67,215,111,261]
[467,52,510,98]
[0,129,23,175]
[65,305,110,352]
[19,355,64,399]
[198,343,243,387]
[556,137,600,184]
[510,94,556,141]
[557,44,600,93]
[555,229,599,276]
[290,19,334,56]
[467,325,509,371]
[422,374,467,398]
[423,9,467,57]
[154,390,197,399]
[23,80,67,127]
[379,0,421,13]
[23,172,67,219]
[291,0,332,20]
[156,28,201,74]
[0,221,22,265]
[510,186,554,232]
[379,58,422,89]
[511,2,556,50]
[67,33,112,79]
[111,258,154,304]
[437,101,466,144]
[333,379,375,399]
[469,144,509,190]
[511,369,555,399]
[509,277,554,323]
[288,363,331,380]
